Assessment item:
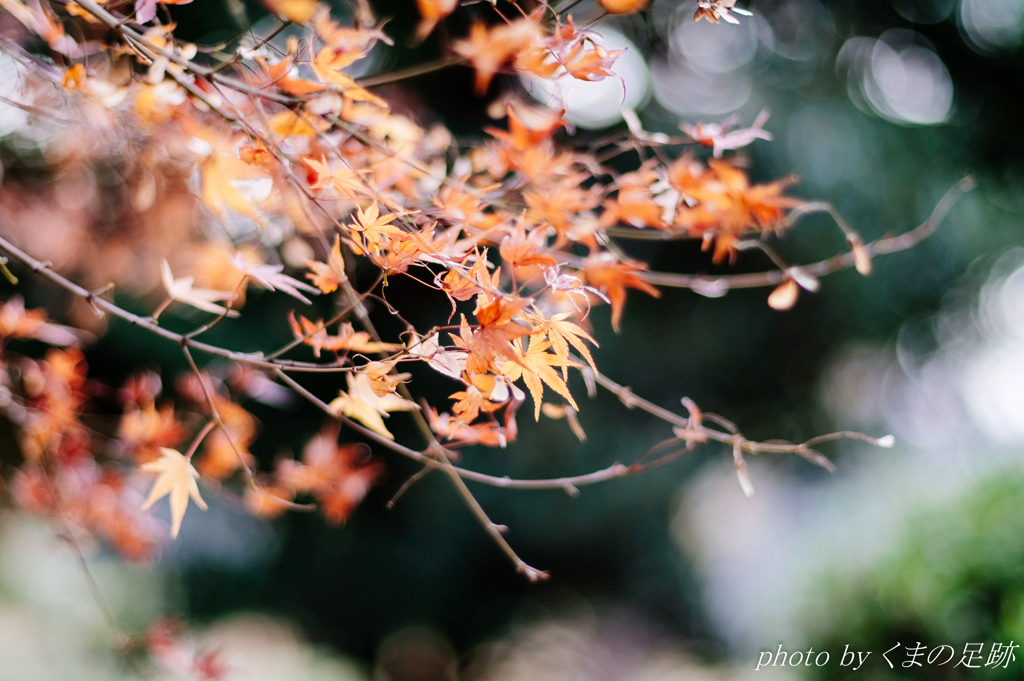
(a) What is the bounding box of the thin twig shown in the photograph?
[182,345,256,485]
[359,56,466,87]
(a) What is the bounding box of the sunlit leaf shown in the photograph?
[140,447,208,538]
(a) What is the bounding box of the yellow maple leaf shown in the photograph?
[501,336,579,420]
[311,47,388,108]
[328,372,417,440]
[528,311,598,379]
[140,447,208,538]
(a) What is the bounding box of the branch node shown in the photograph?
[517,564,550,582]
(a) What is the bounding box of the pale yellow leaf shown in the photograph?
[161,260,240,317]
[767,279,798,311]
[328,372,417,439]
[140,447,208,538]
[501,337,579,420]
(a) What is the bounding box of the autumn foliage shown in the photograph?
[0,0,958,627]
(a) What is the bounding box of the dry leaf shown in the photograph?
[767,278,799,310]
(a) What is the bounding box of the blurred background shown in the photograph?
[2,0,1024,678]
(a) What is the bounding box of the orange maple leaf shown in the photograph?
[415,0,458,43]
[499,221,557,269]
[669,156,804,263]
[288,313,403,357]
[600,165,667,230]
[583,254,661,332]
[305,235,348,294]
[453,19,543,94]
[275,423,383,524]
[562,40,623,82]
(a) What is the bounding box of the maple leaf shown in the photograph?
[523,173,601,246]
[346,202,410,257]
[453,19,543,94]
[289,314,403,357]
[407,331,466,379]
[135,0,158,24]
[160,260,240,317]
[449,385,487,424]
[186,243,250,300]
[311,47,388,107]
[599,165,667,230]
[426,398,522,448]
[274,423,384,524]
[527,311,598,379]
[562,40,623,82]
[258,54,327,97]
[486,105,566,152]
[316,14,394,53]
[303,156,366,198]
[140,447,208,538]
[0,296,86,346]
[328,372,418,440]
[449,373,510,423]
[304,155,336,190]
[499,222,557,269]
[415,0,458,43]
[196,398,257,480]
[119,403,187,463]
[669,157,804,262]
[269,110,329,139]
[437,255,496,317]
[244,484,295,520]
[361,360,411,398]
[463,296,535,372]
[485,105,574,181]
[681,110,772,158]
[181,125,270,221]
[502,336,579,420]
[429,408,508,447]
[439,267,482,313]
[583,254,661,332]
[231,252,319,304]
[305,236,348,294]
[543,267,609,313]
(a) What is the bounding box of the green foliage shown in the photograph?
[804,467,1024,680]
